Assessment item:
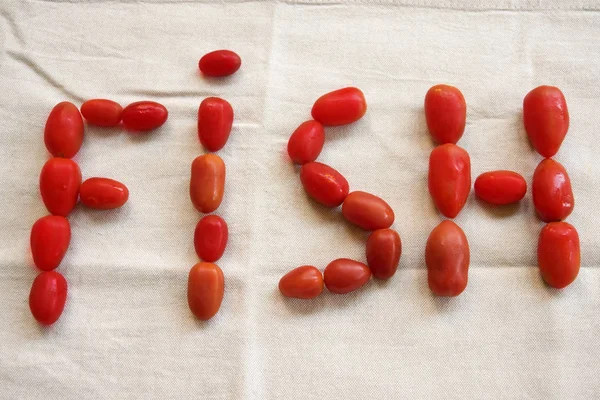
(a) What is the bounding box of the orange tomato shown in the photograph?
[190,154,226,213]
[187,262,224,321]
[279,265,324,299]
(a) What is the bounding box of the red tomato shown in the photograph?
[80,178,129,210]
[40,158,81,217]
[122,101,168,132]
[279,265,324,299]
[538,222,580,289]
[190,154,226,213]
[324,258,371,294]
[474,170,527,205]
[287,120,325,164]
[199,50,241,77]
[299,162,349,207]
[311,87,367,126]
[29,271,68,325]
[80,99,123,127]
[425,220,470,297]
[424,84,466,144]
[428,144,471,218]
[532,158,574,222]
[30,216,71,271]
[366,228,401,279]
[523,86,569,157]
[188,262,224,320]
[198,97,234,152]
[44,102,84,158]
[341,191,394,230]
[194,215,228,262]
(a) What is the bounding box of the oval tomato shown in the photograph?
[194,215,228,262]
[190,154,226,213]
[474,170,527,205]
[299,162,349,207]
[532,158,574,222]
[44,102,84,158]
[424,84,466,144]
[366,228,401,279]
[538,222,580,289]
[81,99,123,127]
[80,177,129,210]
[122,101,168,132]
[198,97,234,152]
[287,120,325,164]
[425,220,470,297]
[523,86,569,157]
[428,144,471,218]
[341,191,394,230]
[311,87,367,126]
[324,258,371,294]
[29,271,68,325]
[279,265,324,299]
[199,50,241,77]
[40,158,81,217]
[30,216,71,271]
[187,262,224,320]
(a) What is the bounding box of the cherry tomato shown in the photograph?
[190,154,226,213]
[428,144,471,218]
[523,86,569,157]
[122,101,168,132]
[538,222,580,289]
[29,271,68,325]
[287,120,325,164]
[341,191,394,231]
[199,50,241,77]
[366,228,401,279]
[279,265,324,299]
[425,220,470,297]
[324,258,371,294]
[44,102,84,158]
[188,262,224,320]
[194,215,228,262]
[532,158,574,222]
[80,178,129,210]
[424,84,466,144]
[40,158,81,217]
[299,162,349,207]
[311,87,367,126]
[30,216,71,271]
[80,99,123,127]
[198,97,234,152]
[474,170,527,205]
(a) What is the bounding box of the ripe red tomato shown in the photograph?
[523,86,569,157]
[122,101,168,132]
[538,222,580,289]
[81,99,123,127]
[424,84,466,144]
[279,265,324,299]
[311,87,367,126]
[474,170,527,205]
[287,120,325,164]
[29,271,68,325]
[30,216,71,271]
[324,258,371,294]
[80,178,129,210]
[428,144,471,218]
[366,228,401,279]
[188,262,224,320]
[341,191,394,230]
[299,162,349,207]
[44,102,84,158]
[532,158,574,222]
[198,97,234,152]
[425,220,470,297]
[190,154,226,213]
[194,215,228,262]
[199,50,241,77]
[40,158,81,217]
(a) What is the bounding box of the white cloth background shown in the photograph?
[1,0,599,398]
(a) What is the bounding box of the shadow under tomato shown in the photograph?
[85,123,123,138]
[125,126,165,142]
[278,289,328,315]
[73,203,131,223]
[474,196,521,218]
